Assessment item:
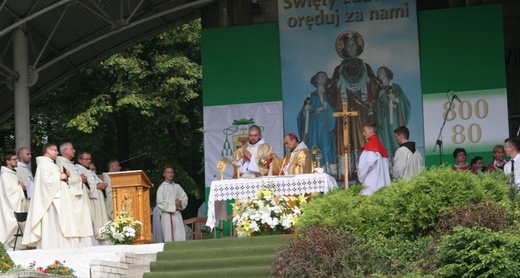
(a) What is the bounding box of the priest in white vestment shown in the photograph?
[101,160,120,220]
[76,151,111,245]
[156,166,188,242]
[0,152,28,249]
[23,143,77,249]
[392,126,423,180]
[16,147,34,202]
[56,143,94,247]
[231,125,275,178]
[358,124,391,195]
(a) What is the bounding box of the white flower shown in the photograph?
[97,210,142,244]
[231,184,307,237]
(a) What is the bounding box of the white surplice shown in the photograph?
[156,181,188,242]
[22,156,77,249]
[56,156,93,247]
[0,166,28,247]
[76,164,110,243]
[358,150,391,195]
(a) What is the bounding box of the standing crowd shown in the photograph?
[0,143,121,250]
[4,125,515,249]
[0,142,193,248]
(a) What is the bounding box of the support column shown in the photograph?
[13,28,31,151]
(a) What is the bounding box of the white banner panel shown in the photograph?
[203,101,284,187]
[423,89,508,156]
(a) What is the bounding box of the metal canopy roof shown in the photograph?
[0,0,214,123]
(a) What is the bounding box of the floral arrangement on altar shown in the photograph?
[231,183,308,237]
[99,210,143,245]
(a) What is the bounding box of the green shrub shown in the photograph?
[436,227,520,278]
[284,167,518,277]
[296,186,368,233]
[366,235,439,276]
[0,242,15,273]
[271,225,371,278]
[271,226,439,277]
[298,166,511,239]
[435,202,519,237]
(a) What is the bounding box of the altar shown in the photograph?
[206,173,338,229]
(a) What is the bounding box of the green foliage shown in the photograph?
[276,168,520,277]
[1,20,205,215]
[296,186,366,233]
[271,225,371,278]
[436,227,520,278]
[435,202,519,237]
[271,226,438,277]
[0,243,14,273]
[366,235,439,277]
[298,166,512,239]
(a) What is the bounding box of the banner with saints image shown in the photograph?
[203,101,284,187]
[277,0,424,182]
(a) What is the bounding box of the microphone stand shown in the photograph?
[432,95,457,165]
[119,152,148,164]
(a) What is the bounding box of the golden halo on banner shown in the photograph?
[335,30,365,59]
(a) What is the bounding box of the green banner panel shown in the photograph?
[201,23,282,106]
[419,5,507,167]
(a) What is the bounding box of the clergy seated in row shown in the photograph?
[270,132,313,176]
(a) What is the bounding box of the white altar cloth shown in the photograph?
[206,173,338,229]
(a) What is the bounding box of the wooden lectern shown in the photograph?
[108,170,153,244]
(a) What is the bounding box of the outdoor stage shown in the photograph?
[7,243,163,278]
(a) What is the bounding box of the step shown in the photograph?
[156,244,283,261]
[144,265,271,278]
[162,234,291,251]
[127,264,152,278]
[150,254,275,272]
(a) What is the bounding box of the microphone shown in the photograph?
[449,90,462,104]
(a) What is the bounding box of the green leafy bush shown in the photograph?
[435,202,519,237]
[277,167,520,277]
[271,226,440,277]
[271,225,370,278]
[0,243,15,273]
[436,227,520,277]
[297,166,512,239]
[366,235,439,277]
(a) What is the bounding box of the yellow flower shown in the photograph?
[257,189,264,199]
[50,264,56,270]
[297,194,307,204]
[291,215,299,226]
[231,200,242,212]
[119,215,129,224]
[243,218,250,229]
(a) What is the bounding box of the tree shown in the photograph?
[2,20,205,216]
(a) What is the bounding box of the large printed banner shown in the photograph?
[423,89,508,162]
[278,0,424,181]
[203,101,284,187]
